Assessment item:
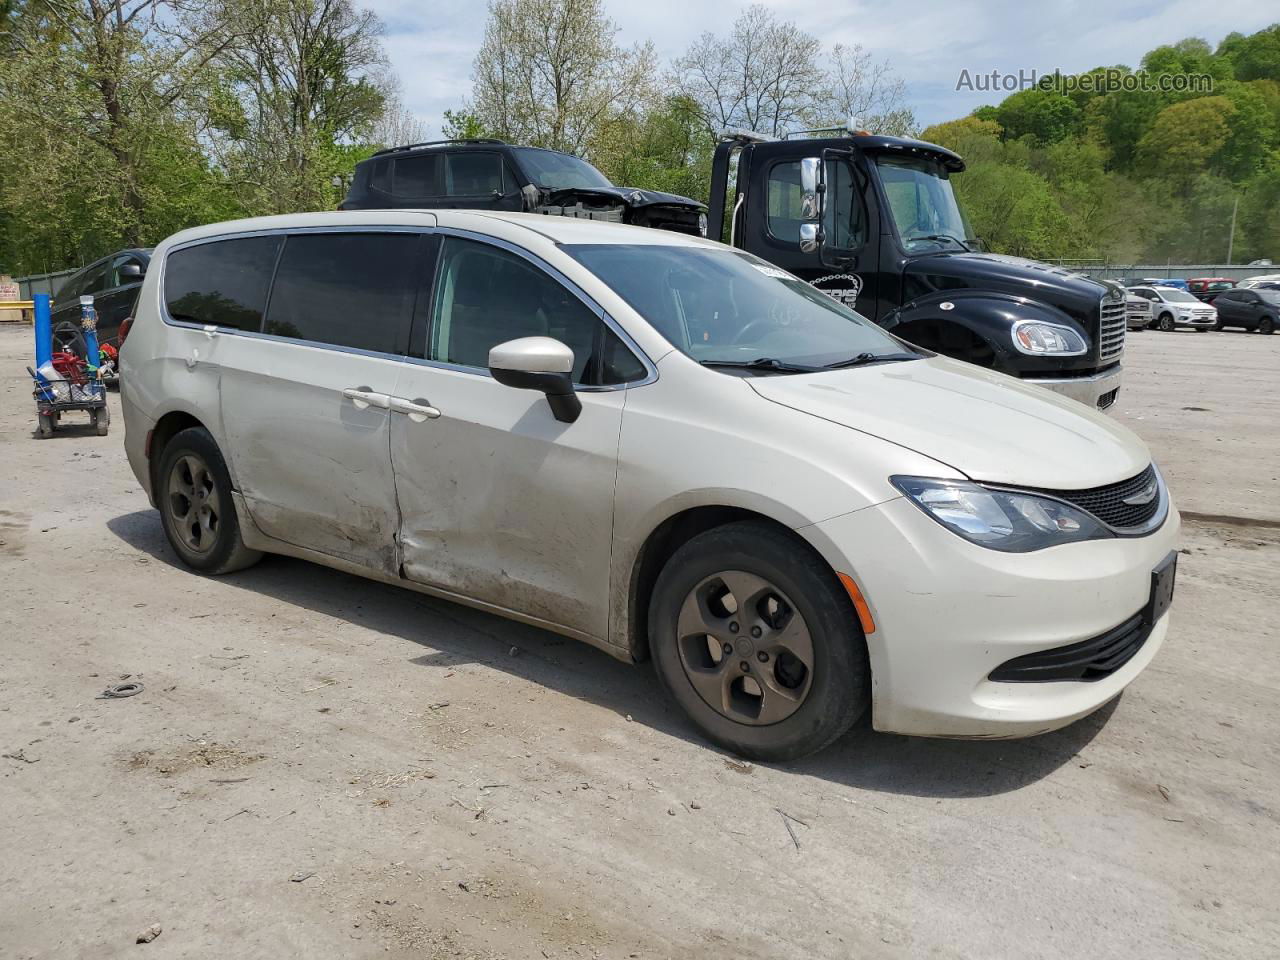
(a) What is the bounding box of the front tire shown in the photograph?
[1260,317,1275,335]
[648,521,869,761]
[1158,313,1174,332]
[157,427,262,575]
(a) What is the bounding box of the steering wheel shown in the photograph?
[731,317,776,346]
[52,320,88,358]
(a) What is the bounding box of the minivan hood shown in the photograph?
[747,356,1149,490]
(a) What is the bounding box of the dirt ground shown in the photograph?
[1,323,1277,960]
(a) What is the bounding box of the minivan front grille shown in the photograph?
[1028,465,1162,530]
[1099,296,1126,361]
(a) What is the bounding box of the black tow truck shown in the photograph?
[707,125,1126,409]
[342,139,707,237]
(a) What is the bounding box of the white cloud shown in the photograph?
[365,0,1279,136]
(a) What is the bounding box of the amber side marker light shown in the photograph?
[838,572,876,635]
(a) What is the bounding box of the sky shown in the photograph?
[367,0,1278,136]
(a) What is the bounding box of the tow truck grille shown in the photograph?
[1099,297,1126,361]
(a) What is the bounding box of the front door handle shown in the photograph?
[342,386,392,410]
[388,396,441,423]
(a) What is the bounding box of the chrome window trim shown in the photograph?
[158,223,657,391]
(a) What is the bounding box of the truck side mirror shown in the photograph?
[799,157,824,254]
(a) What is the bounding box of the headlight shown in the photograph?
[1011,320,1087,356]
[698,212,709,237]
[892,476,1111,552]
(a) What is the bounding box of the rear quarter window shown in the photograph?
[164,235,282,330]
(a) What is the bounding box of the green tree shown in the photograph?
[995,89,1081,145]
[1217,24,1280,82]
[1135,97,1233,187]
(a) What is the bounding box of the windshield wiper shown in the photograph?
[700,357,820,374]
[910,233,971,251]
[824,352,921,370]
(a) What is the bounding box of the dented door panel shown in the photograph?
[389,362,624,641]
[219,336,404,575]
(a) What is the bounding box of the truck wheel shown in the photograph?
[648,521,869,762]
[1158,313,1174,332]
[1260,317,1275,335]
[157,427,262,575]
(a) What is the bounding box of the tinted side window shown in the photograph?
[428,237,642,385]
[394,154,440,197]
[264,232,420,354]
[370,157,392,193]
[165,235,281,330]
[78,262,109,296]
[444,153,503,197]
[766,160,863,249]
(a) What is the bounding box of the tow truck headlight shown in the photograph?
[1011,320,1087,356]
[698,213,708,237]
[891,477,1111,552]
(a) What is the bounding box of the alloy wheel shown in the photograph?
[166,454,220,554]
[675,570,814,726]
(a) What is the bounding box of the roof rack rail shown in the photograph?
[372,138,507,157]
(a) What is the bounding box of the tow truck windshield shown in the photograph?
[565,244,920,372]
[875,155,975,252]
[514,148,614,191]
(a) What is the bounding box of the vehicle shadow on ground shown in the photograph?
[108,509,1113,799]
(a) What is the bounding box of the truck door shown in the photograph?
[742,147,880,319]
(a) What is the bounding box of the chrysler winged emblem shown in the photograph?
[1122,477,1159,506]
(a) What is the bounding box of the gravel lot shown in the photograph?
[1,323,1277,959]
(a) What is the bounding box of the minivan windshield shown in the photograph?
[874,155,975,252]
[564,244,921,371]
[514,148,614,191]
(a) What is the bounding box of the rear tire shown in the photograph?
[648,521,869,762]
[156,427,262,575]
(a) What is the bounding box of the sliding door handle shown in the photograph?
[388,396,441,423]
[342,386,392,410]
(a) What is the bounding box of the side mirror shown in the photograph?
[119,263,144,280]
[488,336,581,423]
[799,157,824,254]
[799,157,823,220]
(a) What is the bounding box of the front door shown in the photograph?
[213,230,427,575]
[743,146,880,319]
[389,235,640,641]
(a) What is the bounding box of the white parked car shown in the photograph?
[119,212,1179,760]
[1238,273,1280,289]
[1128,285,1217,331]
[1125,292,1153,331]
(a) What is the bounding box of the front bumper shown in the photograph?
[800,494,1180,739]
[1176,313,1217,328]
[1025,364,1123,410]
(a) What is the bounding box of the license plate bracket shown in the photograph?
[1147,552,1177,625]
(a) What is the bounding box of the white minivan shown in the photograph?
[121,211,1179,760]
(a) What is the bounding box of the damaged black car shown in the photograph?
[340,139,707,237]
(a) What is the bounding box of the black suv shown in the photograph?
[341,139,707,236]
[1213,287,1278,334]
[51,248,151,352]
